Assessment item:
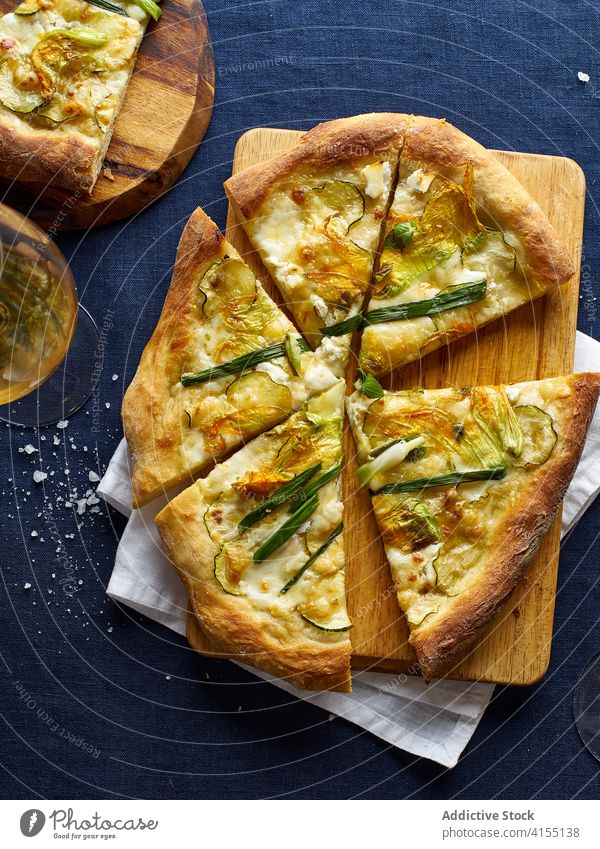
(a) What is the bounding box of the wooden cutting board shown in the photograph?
[188,127,585,685]
[0,0,214,230]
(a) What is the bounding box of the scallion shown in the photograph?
[280,523,343,594]
[238,463,321,533]
[253,495,319,563]
[181,338,309,386]
[373,466,507,495]
[364,279,487,326]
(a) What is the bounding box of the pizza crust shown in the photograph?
[0,121,102,192]
[122,208,229,505]
[224,112,409,220]
[410,372,600,681]
[0,1,145,192]
[401,116,576,288]
[156,481,352,692]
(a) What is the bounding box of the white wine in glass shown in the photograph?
[0,204,99,426]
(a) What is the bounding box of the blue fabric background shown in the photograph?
[1,0,599,799]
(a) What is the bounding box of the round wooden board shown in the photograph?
[0,0,215,230]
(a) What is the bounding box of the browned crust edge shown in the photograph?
[0,121,102,193]
[121,207,226,506]
[402,116,576,288]
[411,373,600,681]
[155,483,352,693]
[224,112,410,219]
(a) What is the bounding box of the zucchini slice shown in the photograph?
[94,92,119,132]
[299,571,352,632]
[513,405,557,467]
[300,610,352,632]
[305,179,365,231]
[0,63,45,113]
[14,0,40,13]
[199,257,257,320]
[214,542,249,595]
[406,598,440,628]
[203,492,245,542]
[226,371,293,418]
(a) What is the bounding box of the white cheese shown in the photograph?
[361,161,391,199]
[405,168,434,193]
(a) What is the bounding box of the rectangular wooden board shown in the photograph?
[188,127,585,685]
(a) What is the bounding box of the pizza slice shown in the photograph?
[346,372,600,680]
[0,0,161,192]
[359,117,575,376]
[224,113,407,375]
[156,380,352,692]
[122,207,339,507]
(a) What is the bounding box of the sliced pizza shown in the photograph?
[359,116,575,376]
[224,113,408,375]
[122,208,339,507]
[156,380,352,692]
[0,0,161,192]
[347,372,600,680]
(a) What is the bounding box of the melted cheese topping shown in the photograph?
[0,0,145,140]
[347,377,570,630]
[197,381,350,637]
[361,167,535,373]
[171,242,338,475]
[241,158,395,363]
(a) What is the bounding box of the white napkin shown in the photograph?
[99,331,600,768]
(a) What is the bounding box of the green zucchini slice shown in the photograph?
[94,92,118,131]
[305,179,365,231]
[406,598,440,628]
[199,257,258,320]
[299,571,352,632]
[14,0,40,13]
[225,371,293,418]
[512,405,557,466]
[214,542,249,595]
[0,63,45,113]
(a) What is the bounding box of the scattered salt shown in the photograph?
[30,530,38,538]
[24,444,36,454]
[33,471,47,483]
[578,71,590,83]
[57,420,68,429]
[23,582,31,590]
[112,374,118,381]
[88,471,100,483]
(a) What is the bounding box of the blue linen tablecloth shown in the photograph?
[1,0,599,799]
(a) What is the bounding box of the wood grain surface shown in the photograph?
[0,0,215,230]
[187,127,585,685]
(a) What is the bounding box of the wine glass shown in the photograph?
[574,651,600,761]
[0,203,99,427]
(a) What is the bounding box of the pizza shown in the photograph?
[359,117,575,376]
[122,207,339,507]
[346,372,600,680]
[120,115,590,692]
[155,380,352,692]
[0,0,161,192]
[224,113,407,375]
[225,114,574,378]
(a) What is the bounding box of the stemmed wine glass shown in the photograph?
[0,203,99,427]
